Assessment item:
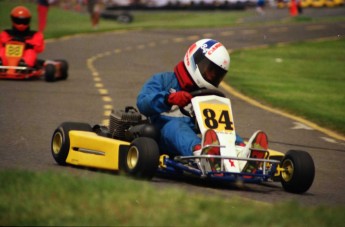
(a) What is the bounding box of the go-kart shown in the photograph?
[0,40,68,82]
[51,89,315,194]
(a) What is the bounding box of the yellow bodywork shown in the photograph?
[268,149,284,158]
[66,131,130,170]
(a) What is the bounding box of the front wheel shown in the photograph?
[51,122,92,165]
[125,137,160,180]
[280,150,315,194]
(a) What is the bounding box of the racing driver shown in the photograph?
[0,6,45,68]
[136,39,246,170]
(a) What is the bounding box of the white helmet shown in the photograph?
[184,39,230,89]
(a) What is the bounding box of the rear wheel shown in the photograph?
[44,63,56,82]
[51,122,92,165]
[280,150,315,194]
[125,137,160,180]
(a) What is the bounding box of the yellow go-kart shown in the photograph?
[51,90,315,193]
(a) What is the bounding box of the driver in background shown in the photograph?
[137,39,245,169]
[0,6,45,67]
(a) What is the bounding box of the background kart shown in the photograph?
[51,90,315,194]
[0,41,68,82]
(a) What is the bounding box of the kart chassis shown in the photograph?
[0,41,68,82]
[51,89,315,194]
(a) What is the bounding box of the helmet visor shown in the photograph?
[11,16,30,25]
[194,49,227,87]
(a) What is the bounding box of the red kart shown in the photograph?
[0,40,68,82]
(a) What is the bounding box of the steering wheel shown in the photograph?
[179,89,226,117]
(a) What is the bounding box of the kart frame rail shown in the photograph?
[157,151,282,182]
[159,156,281,183]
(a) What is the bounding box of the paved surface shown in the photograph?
[0,7,344,206]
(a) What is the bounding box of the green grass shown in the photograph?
[1,170,344,226]
[228,39,345,135]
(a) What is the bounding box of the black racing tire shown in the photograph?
[44,63,56,82]
[280,150,315,194]
[125,137,160,180]
[58,60,69,80]
[51,122,92,165]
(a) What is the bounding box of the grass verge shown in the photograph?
[1,170,344,226]
[228,39,345,135]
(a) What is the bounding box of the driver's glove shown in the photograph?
[167,91,192,107]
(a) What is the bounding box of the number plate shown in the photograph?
[5,44,24,57]
[198,102,235,133]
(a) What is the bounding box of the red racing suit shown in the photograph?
[0,28,45,67]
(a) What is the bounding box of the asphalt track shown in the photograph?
[1,8,344,206]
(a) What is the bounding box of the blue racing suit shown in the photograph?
[137,70,245,157]
[137,72,201,156]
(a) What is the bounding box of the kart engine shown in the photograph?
[108,106,145,140]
